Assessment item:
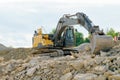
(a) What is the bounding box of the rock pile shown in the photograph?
[0,44,120,80]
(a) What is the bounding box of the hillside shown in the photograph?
[0,43,7,51]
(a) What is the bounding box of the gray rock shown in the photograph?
[108,74,120,80]
[94,66,108,72]
[68,60,84,70]
[94,57,105,65]
[95,75,106,80]
[73,73,97,80]
[33,76,41,80]
[15,70,26,80]
[100,51,110,56]
[5,60,18,73]
[116,57,120,66]
[83,59,95,68]
[0,57,4,62]
[26,67,37,77]
[44,68,50,73]
[29,57,40,67]
[74,43,91,52]
[60,72,72,80]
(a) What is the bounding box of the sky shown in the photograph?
[0,0,120,48]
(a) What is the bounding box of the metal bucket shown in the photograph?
[90,35,113,54]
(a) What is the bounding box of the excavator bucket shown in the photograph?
[91,35,113,54]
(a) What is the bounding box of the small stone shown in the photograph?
[83,59,95,68]
[15,70,26,80]
[73,73,97,80]
[26,67,37,76]
[104,71,115,78]
[74,43,90,52]
[108,74,120,80]
[116,58,120,66]
[63,68,71,74]
[5,63,15,73]
[33,76,41,80]
[94,57,105,64]
[0,57,4,62]
[16,66,25,72]
[95,75,106,80]
[69,60,84,70]
[22,63,29,68]
[44,69,49,73]
[29,57,40,67]
[60,72,72,80]
[94,66,108,72]
[100,51,109,56]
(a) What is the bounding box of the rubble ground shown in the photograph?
[0,44,120,80]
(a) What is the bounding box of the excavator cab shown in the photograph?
[63,26,75,47]
[54,26,75,47]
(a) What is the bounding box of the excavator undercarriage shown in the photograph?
[32,47,79,57]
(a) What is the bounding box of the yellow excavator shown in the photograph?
[32,12,113,56]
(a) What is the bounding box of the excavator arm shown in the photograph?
[53,12,103,41]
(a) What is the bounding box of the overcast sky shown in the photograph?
[0,0,120,47]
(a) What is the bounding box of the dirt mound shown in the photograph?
[0,48,34,61]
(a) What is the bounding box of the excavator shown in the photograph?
[32,12,113,56]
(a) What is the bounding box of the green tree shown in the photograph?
[84,37,90,43]
[50,28,56,34]
[75,32,84,46]
[107,28,118,37]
